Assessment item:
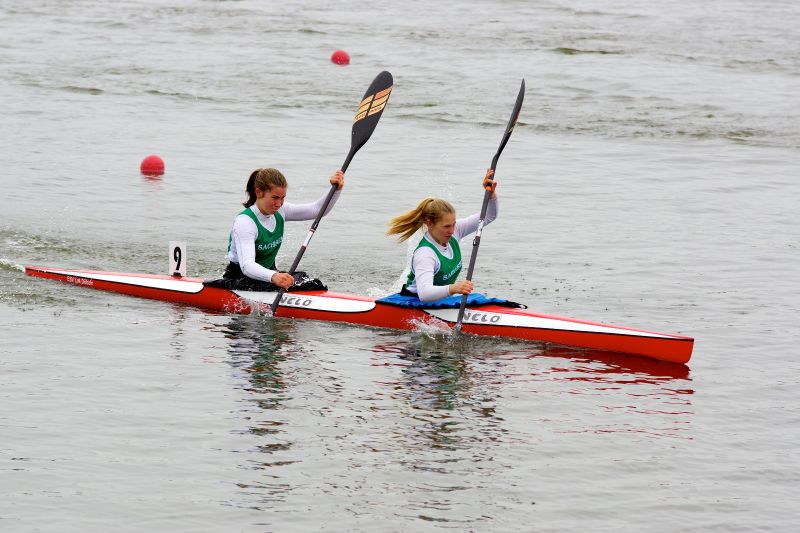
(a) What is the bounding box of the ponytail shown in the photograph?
[386,197,455,242]
[243,170,259,207]
[243,168,288,207]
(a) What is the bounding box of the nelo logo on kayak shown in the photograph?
[280,295,312,307]
[462,310,501,324]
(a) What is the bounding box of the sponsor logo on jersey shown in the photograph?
[257,237,282,252]
[442,260,462,282]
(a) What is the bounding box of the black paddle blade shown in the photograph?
[491,78,525,171]
[343,70,393,171]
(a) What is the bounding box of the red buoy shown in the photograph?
[140,155,165,176]
[330,49,350,65]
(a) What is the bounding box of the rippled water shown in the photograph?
[2,0,799,531]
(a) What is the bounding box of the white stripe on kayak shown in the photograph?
[38,268,205,293]
[36,267,676,338]
[233,291,376,313]
[425,308,677,339]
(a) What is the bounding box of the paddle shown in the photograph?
[454,79,525,332]
[271,70,394,314]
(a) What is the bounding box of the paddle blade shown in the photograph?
[491,78,525,170]
[343,71,393,171]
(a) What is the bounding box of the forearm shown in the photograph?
[283,189,341,221]
[412,253,451,301]
[416,281,452,302]
[484,196,499,224]
[232,227,278,282]
[239,260,278,282]
[455,197,499,240]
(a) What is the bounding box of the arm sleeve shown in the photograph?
[412,248,451,302]
[282,188,342,221]
[454,196,499,240]
[231,215,278,282]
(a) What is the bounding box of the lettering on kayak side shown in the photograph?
[462,310,501,324]
[66,275,94,287]
[280,295,312,308]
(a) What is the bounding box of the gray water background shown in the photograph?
[1,0,799,531]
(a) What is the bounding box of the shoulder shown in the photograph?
[412,244,439,264]
[236,206,256,220]
[233,211,257,232]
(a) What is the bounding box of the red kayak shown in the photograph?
[24,265,694,364]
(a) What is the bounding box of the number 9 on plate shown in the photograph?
[169,241,187,277]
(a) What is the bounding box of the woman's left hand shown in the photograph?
[482,169,497,197]
[271,272,295,289]
[330,170,345,190]
[449,279,474,296]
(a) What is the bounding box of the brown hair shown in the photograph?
[243,168,288,207]
[386,197,455,242]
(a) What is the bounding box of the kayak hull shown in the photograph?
[24,265,694,364]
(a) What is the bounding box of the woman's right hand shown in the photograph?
[329,169,345,190]
[449,279,474,296]
[482,169,497,198]
[271,272,295,289]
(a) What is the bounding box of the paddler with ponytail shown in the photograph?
[387,169,497,302]
[219,167,344,290]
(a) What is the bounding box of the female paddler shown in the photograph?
[387,169,497,301]
[223,167,344,289]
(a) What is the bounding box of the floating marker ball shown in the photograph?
[330,49,350,65]
[140,155,165,176]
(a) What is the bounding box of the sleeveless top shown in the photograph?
[406,236,462,287]
[229,208,284,270]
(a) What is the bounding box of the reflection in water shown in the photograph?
[375,338,469,411]
[166,306,191,359]
[214,319,696,517]
[220,314,299,507]
[373,335,695,444]
[223,314,296,405]
[372,335,511,452]
[506,344,695,439]
[529,345,695,439]
[542,344,691,381]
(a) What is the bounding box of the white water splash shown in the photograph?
[408,315,453,339]
[0,258,24,272]
[222,296,273,317]
[366,229,425,298]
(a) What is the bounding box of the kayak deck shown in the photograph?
[24,265,694,364]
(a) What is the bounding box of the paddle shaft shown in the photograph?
[455,79,525,331]
[269,154,353,312]
[454,171,495,329]
[270,71,392,314]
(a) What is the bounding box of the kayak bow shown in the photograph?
[24,265,694,364]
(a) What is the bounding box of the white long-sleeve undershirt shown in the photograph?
[407,197,498,301]
[227,189,341,282]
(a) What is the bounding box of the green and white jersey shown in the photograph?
[227,189,341,282]
[230,208,284,271]
[405,197,498,301]
[406,236,462,287]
